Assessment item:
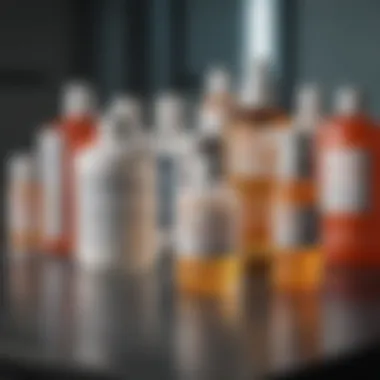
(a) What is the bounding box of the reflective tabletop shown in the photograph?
[1,254,380,379]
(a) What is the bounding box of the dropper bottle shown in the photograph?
[271,84,323,293]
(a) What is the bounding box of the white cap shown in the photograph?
[204,67,230,95]
[107,95,142,129]
[154,92,184,132]
[240,59,274,107]
[334,86,364,116]
[7,152,35,182]
[60,80,97,117]
[294,84,322,129]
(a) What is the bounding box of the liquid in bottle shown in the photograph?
[226,59,288,270]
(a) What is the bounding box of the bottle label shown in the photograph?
[157,156,176,229]
[272,203,318,249]
[229,124,281,178]
[176,195,235,257]
[320,149,370,213]
[8,185,34,232]
[77,161,129,267]
[199,109,225,136]
[38,130,64,239]
[278,131,314,179]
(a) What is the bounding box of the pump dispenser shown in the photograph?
[271,85,323,292]
[175,137,240,297]
[318,86,380,268]
[226,59,288,270]
[154,92,190,252]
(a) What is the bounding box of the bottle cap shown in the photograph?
[204,67,230,95]
[154,92,184,132]
[107,95,142,129]
[334,86,364,116]
[294,84,322,129]
[61,80,97,117]
[240,58,274,107]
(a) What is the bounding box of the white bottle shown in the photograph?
[36,126,65,248]
[154,92,190,251]
[6,152,37,257]
[75,114,131,272]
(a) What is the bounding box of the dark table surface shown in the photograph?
[1,254,380,379]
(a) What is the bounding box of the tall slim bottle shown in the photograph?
[318,87,380,268]
[38,81,97,256]
[6,152,38,257]
[226,59,288,270]
[271,85,322,292]
[154,93,189,252]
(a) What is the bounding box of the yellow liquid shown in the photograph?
[271,247,322,293]
[176,255,241,298]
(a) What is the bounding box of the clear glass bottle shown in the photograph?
[271,85,323,292]
[175,138,240,297]
[108,95,157,271]
[226,59,289,270]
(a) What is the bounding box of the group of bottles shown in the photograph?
[7,59,380,297]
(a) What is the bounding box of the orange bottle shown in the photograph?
[318,87,380,268]
[271,85,322,292]
[226,59,288,270]
[38,81,97,256]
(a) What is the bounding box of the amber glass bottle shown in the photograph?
[226,60,288,271]
[176,138,240,298]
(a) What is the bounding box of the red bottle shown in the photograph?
[318,87,380,267]
[38,81,97,256]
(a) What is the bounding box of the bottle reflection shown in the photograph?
[174,296,244,380]
[269,293,321,370]
[323,268,380,354]
[38,259,74,358]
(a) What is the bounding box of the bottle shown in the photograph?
[271,85,322,292]
[109,95,157,270]
[175,138,240,297]
[75,112,131,272]
[38,81,98,256]
[154,92,188,252]
[6,152,38,257]
[198,66,234,139]
[226,59,288,270]
[318,87,380,268]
